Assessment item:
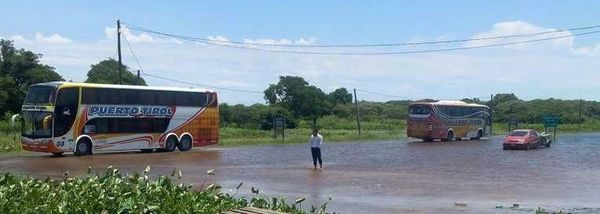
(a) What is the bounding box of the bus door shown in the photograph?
[54,87,79,147]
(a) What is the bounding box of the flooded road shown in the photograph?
[2,133,600,213]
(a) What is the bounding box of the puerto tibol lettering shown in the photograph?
[88,105,175,118]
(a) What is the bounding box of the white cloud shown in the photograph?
[573,44,600,57]
[466,21,573,50]
[207,35,229,42]
[4,21,600,104]
[242,37,317,45]
[34,33,72,44]
[104,26,183,44]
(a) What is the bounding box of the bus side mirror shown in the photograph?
[10,114,21,128]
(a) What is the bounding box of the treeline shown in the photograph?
[221,92,600,130]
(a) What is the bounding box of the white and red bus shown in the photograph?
[407,101,491,142]
[13,82,219,156]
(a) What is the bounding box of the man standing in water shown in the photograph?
[310,129,323,170]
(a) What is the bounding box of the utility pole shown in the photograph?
[117,19,123,85]
[137,70,140,79]
[490,94,493,135]
[353,89,361,135]
[579,99,583,132]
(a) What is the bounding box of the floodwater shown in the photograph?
[2,133,600,213]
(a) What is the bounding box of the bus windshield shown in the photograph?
[21,111,53,139]
[24,86,56,104]
[409,105,431,114]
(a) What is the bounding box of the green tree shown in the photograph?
[0,40,63,114]
[85,58,146,85]
[328,87,353,105]
[264,76,331,127]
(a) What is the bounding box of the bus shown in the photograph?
[407,100,491,142]
[13,82,219,156]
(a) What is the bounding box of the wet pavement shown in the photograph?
[2,133,600,213]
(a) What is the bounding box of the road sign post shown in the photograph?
[273,117,286,140]
[508,118,519,133]
[543,116,559,142]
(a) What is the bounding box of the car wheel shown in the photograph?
[74,138,92,156]
[177,135,193,151]
[503,145,508,150]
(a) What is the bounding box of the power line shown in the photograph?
[122,22,600,55]
[356,89,488,101]
[142,71,263,94]
[120,31,262,94]
[122,34,144,73]
[356,89,413,99]
[195,30,600,55]
[123,21,600,48]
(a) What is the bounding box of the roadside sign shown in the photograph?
[273,117,286,140]
[543,116,560,128]
[507,118,519,133]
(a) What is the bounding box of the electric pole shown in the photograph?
[353,89,361,135]
[117,19,123,85]
[579,99,583,132]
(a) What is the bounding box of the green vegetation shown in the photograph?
[0,40,64,116]
[85,58,146,85]
[0,166,330,213]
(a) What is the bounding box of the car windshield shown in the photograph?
[509,131,529,136]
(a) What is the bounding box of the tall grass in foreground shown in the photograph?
[0,166,331,214]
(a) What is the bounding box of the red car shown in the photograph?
[503,129,540,150]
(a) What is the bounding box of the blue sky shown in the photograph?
[2,0,600,104]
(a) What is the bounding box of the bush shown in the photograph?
[0,166,330,214]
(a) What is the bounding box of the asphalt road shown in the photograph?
[2,133,600,213]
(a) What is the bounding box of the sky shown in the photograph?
[1,0,600,104]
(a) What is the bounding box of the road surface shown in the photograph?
[1,133,600,213]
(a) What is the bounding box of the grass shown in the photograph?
[219,127,403,147]
[0,166,330,214]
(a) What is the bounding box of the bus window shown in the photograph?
[409,105,431,114]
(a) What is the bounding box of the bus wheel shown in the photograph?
[74,138,92,156]
[162,136,177,152]
[51,152,64,157]
[473,130,483,140]
[445,131,454,142]
[178,135,193,152]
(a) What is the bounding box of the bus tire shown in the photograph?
[162,136,177,152]
[178,135,193,152]
[473,130,483,140]
[445,130,454,142]
[74,138,92,156]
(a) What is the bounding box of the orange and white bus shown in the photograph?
[13,82,219,156]
[407,101,491,142]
